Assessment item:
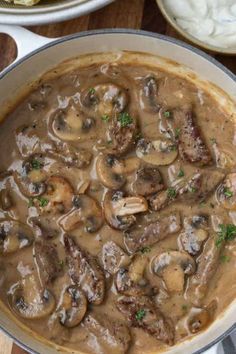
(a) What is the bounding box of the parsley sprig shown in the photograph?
[118,112,133,127]
[216,224,236,248]
[135,309,146,321]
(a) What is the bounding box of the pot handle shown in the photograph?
[0,25,54,69]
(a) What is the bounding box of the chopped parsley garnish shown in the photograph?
[101,114,110,122]
[135,309,146,321]
[58,260,65,269]
[89,87,95,94]
[182,304,188,311]
[163,111,171,118]
[210,138,217,144]
[216,224,236,248]
[223,187,233,198]
[220,255,230,263]
[37,197,49,207]
[189,187,196,193]
[140,246,151,254]
[107,140,113,145]
[175,128,181,139]
[118,112,133,127]
[178,169,184,178]
[199,201,206,207]
[31,159,41,170]
[167,187,177,199]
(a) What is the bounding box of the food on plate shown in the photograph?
[0,52,235,354]
[4,0,40,5]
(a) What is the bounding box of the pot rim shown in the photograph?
[0,28,235,354]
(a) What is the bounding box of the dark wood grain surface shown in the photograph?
[0,0,235,353]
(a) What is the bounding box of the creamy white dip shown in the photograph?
[165,0,236,48]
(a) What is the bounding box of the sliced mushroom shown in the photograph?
[15,154,47,197]
[60,194,103,233]
[15,124,42,158]
[96,154,140,190]
[132,166,164,196]
[103,191,148,230]
[57,286,87,328]
[139,76,161,113]
[0,172,14,211]
[115,256,151,296]
[0,220,33,255]
[81,83,129,116]
[152,251,196,293]
[51,107,96,142]
[212,142,236,169]
[64,235,105,305]
[38,176,73,215]
[100,241,130,275]
[10,275,55,319]
[178,215,209,256]
[136,138,178,166]
[217,173,236,210]
[34,241,62,285]
[188,307,212,334]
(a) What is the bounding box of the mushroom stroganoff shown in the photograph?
[0,52,235,354]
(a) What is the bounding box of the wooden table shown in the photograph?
[0,0,235,353]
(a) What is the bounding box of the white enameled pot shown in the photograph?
[0,25,235,354]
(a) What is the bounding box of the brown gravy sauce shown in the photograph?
[0,52,235,354]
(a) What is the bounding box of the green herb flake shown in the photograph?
[223,187,233,198]
[210,138,217,145]
[37,197,49,208]
[101,114,110,122]
[175,128,181,139]
[178,169,184,178]
[107,140,113,145]
[182,304,188,311]
[118,112,133,128]
[167,187,177,199]
[58,260,65,269]
[164,111,171,118]
[140,246,151,254]
[31,159,41,170]
[189,187,196,193]
[199,201,206,207]
[216,224,236,248]
[220,255,230,263]
[89,87,95,94]
[135,309,146,321]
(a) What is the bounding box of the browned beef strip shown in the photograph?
[100,241,130,275]
[64,235,105,305]
[117,295,174,345]
[34,241,61,285]
[185,236,222,306]
[150,170,225,211]
[173,106,212,166]
[84,312,131,354]
[124,212,181,254]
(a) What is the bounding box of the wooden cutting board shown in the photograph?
[0,0,235,353]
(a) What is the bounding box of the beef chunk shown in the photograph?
[117,296,174,345]
[64,235,105,305]
[173,107,212,166]
[84,312,131,354]
[34,241,61,285]
[124,212,181,253]
[150,170,225,211]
